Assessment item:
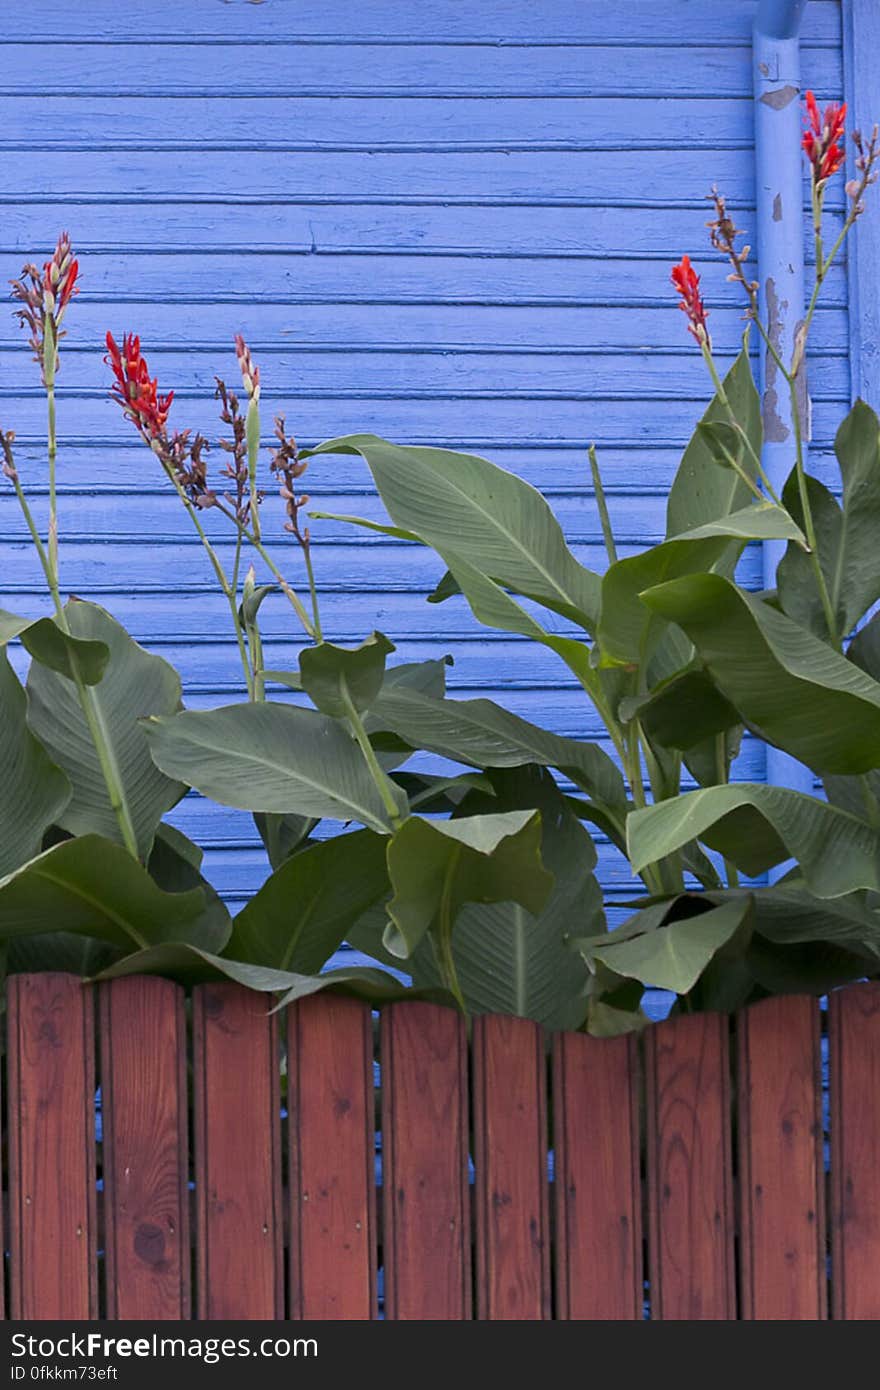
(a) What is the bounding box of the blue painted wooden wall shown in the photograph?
[0,1,854,925]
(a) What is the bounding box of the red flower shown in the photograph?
[671,255,710,345]
[10,231,79,380]
[802,91,847,183]
[105,331,174,439]
[234,333,260,400]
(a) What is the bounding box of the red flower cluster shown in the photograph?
[43,231,79,320]
[802,91,847,184]
[234,333,260,401]
[10,231,80,379]
[105,331,174,439]
[671,255,710,345]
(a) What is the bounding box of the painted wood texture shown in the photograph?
[193,983,284,1319]
[737,995,826,1320]
[552,1031,642,1319]
[381,1003,471,1320]
[7,975,880,1319]
[646,1012,736,1319]
[474,1014,550,1320]
[0,1,847,922]
[100,976,190,1319]
[288,995,377,1319]
[830,981,880,1320]
[7,974,97,1319]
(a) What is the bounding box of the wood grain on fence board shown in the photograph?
[381,1003,471,1320]
[646,1012,736,1320]
[830,982,880,1320]
[474,1014,550,1320]
[7,974,97,1319]
[100,976,190,1320]
[193,983,283,1320]
[552,1031,642,1320]
[288,996,377,1319]
[737,996,826,1320]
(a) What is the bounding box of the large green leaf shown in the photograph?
[778,401,880,640]
[0,651,71,876]
[367,685,628,844]
[599,503,801,671]
[0,834,221,950]
[27,600,186,856]
[628,783,880,898]
[92,941,447,1008]
[0,605,109,684]
[641,574,880,773]
[253,810,318,869]
[302,434,601,631]
[666,342,763,540]
[579,897,753,995]
[598,536,729,668]
[620,668,740,752]
[413,768,598,1029]
[229,829,390,973]
[385,808,552,959]
[145,702,406,831]
[299,631,395,719]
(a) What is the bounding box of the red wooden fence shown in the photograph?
[5,973,880,1320]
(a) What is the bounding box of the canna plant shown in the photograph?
[190,89,880,1033]
[1,244,598,1025]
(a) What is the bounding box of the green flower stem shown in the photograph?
[341,682,406,832]
[211,498,316,640]
[714,732,740,888]
[164,470,255,699]
[43,320,59,585]
[10,472,140,859]
[302,540,323,642]
[624,721,664,897]
[435,848,467,1013]
[787,371,840,647]
[700,343,783,506]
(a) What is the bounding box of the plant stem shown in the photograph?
[212,498,317,640]
[302,540,323,642]
[435,850,467,1013]
[341,682,405,831]
[714,731,740,888]
[786,372,839,647]
[10,474,140,857]
[43,320,59,584]
[165,470,255,698]
[624,722,664,897]
[700,343,782,505]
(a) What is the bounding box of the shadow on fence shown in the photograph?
[4,974,880,1320]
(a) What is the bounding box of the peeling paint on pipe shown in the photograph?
[753,0,813,797]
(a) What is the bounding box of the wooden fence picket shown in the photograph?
[381,1002,471,1320]
[288,995,377,1319]
[474,1014,550,1320]
[830,981,880,1320]
[193,982,284,1319]
[6,973,880,1320]
[100,976,190,1319]
[646,1011,736,1319]
[552,1030,643,1320]
[737,995,826,1319]
[7,973,97,1319]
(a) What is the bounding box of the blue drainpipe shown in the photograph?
[753,0,814,797]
